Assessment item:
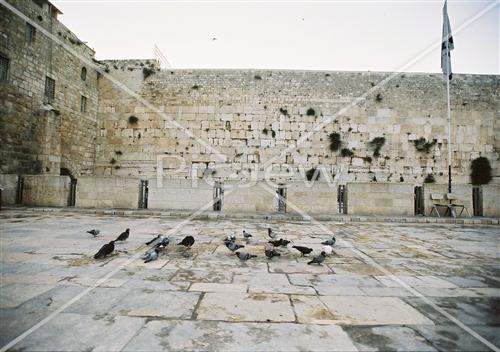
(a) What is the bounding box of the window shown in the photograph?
[80,96,87,113]
[0,55,8,81]
[25,23,36,42]
[80,67,87,81]
[44,76,55,102]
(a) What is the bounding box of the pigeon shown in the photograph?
[268,228,277,239]
[156,236,170,249]
[292,245,313,256]
[243,230,252,239]
[321,236,336,246]
[87,229,100,237]
[226,241,245,252]
[268,238,291,247]
[224,233,236,244]
[307,251,326,265]
[322,245,333,256]
[177,235,195,249]
[94,241,115,259]
[115,228,130,241]
[235,251,257,261]
[143,248,159,263]
[264,245,281,259]
[145,234,160,245]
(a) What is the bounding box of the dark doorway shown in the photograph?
[472,186,483,217]
[213,183,223,211]
[69,178,77,206]
[414,186,424,215]
[139,180,149,209]
[277,186,286,213]
[15,175,24,204]
[338,185,347,214]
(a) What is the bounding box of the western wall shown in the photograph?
[0,0,498,217]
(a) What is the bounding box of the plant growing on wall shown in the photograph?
[271,130,276,138]
[470,157,492,185]
[424,174,435,183]
[368,136,386,157]
[254,74,262,80]
[263,128,268,135]
[110,158,117,165]
[375,93,383,102]
[363,156,372,163]
[306,108,315,116]
[413,138,437,153]
[143,67,155,79]
[192,85,200,90]
[328,132,342,152]
[279,108,288,116]
[128,115,139,124]
[341,148,354,157]
[306,168,320,181]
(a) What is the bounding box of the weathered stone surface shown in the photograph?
[320,296,435,325]
[196,293,295,322]
[123,320,358,351]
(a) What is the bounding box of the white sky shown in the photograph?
[52,0,499,74]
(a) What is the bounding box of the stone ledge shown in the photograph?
[1,206,498,225]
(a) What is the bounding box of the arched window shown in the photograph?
[80,67,87,81]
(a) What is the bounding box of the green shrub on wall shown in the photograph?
[329,133,342,152]
[470,157,492,185]
[368,137,385,157]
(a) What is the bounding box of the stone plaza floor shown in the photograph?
[0,210,499,351]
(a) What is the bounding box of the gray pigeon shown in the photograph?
[264,245,281,259]
[156,236,170,249]
[87,229,100,237]
[226,241,245,252]
[321,236,336,246]
[235,251,257,261]
[224,234,236,244]
[243,230,252,239]
[307,251,326,265]
[143,248,159,263]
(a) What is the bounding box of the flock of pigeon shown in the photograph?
[89,227,336,265]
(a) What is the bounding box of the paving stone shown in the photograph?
[171,269,233,283]
[0,283,55,308]
[189,283,248,293]
[291,295,344,324]
[9,313,145,352]
[110,289,201,318]
[196,292,295,322]
[344,326,438,351]
[320,296,435,325]
[268,261,333,274]
[123,320,358,351]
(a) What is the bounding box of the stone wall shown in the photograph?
[347,183,414,216]
[148,178,213,211]
[0,174,19,205]
[22,175,69,207]
[482,184,500,218]
[95,63,498,188]
[0,0,99,176]
[76,176,139,209]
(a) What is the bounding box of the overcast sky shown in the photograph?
[51,0,498,74]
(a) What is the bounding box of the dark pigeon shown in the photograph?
[268,228,277,239]
[94,241,115,259]
[115,228,130,242]
[264,245,281,259]
[307,251,326,265]
[177,235,195,249]
[143,248,159,263]
[321,236,336,246]
[226,241,245,252]
[87,229,100,237]
[156,236,170,249]
[235,251,257,261]
[268,238,291,247]
[145,234,160,245]
[292,245,313,256]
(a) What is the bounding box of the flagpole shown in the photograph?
[446,65,452,194]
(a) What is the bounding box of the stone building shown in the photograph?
[1,0,498,217]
